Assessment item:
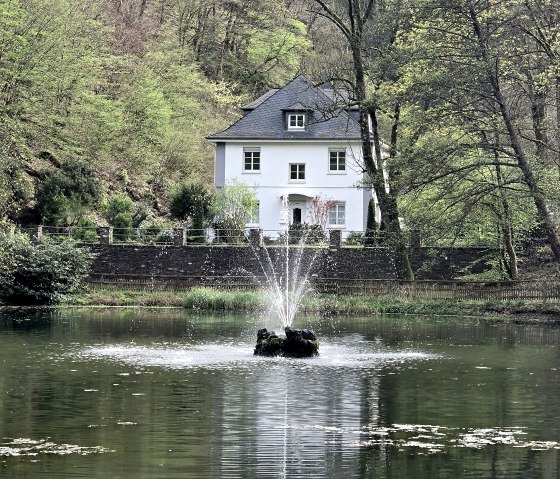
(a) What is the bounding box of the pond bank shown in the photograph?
[60,287,560,322]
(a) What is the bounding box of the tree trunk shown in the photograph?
[494,161,518,279]
[556,76,560,179]
[352,45,413,279]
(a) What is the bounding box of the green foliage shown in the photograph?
[344,231,364,246]
[0,155,31,221]
[212,179,258,231]
[103,193,132,226]
[102,192,146,241]
[183,287,260,311]
[245,20,311,87]
[35,158,101,226]
[0,231,93,304]
[169,183,213,231]
[71,217,98,242]
[0,119,32,220]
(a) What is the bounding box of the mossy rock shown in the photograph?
[254,327,319,358]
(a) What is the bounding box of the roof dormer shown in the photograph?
[282,103,312,131]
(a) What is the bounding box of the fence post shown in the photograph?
[249,228,264,248]
[27,225,43,243]
[98,226,113,245]
[173,227,187,247]
[329,229,342,250]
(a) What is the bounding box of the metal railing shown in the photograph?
[20,225,502,249]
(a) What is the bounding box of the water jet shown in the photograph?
[250,196,325,356]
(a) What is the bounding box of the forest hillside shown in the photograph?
[1,0,559,279]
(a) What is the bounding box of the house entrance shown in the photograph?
[284,194,311,227]
[292,208,302,224]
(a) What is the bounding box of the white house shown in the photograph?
[207,76,379,236]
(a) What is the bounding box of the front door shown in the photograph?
[292,208,302,224]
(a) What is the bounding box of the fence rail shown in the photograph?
[21,225,504,249]
[84,274,560,301]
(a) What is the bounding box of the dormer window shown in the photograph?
[288,113,306,130]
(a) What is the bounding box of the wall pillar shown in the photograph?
[98,226,113,245]
[249,228,264,248]
[27,225,43,243]
[329,229,342,250]
[173,227,187,247]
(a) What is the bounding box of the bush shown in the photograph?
[169,183,213,233]
[35,158,101,226]
[0,231,93,304]
[71,217,98,242]
[102,193,148,242]
[344,231,364,246]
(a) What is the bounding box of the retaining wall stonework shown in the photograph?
[89,245,492,280]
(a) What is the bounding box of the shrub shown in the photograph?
[71,218,98,242]
[169,183,213,232]
[212,179,258,232]
[0,231,93,304]
[35,158,101,226]
[102,193,148,242]
[344,231,364,246]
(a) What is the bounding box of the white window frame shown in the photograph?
[328,203,346,226]
[289,163,305,182]
[243,147,261,173]
[287,113,306,130]
[329,148,346,173]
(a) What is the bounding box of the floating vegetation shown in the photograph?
[280,423,559,455]
[0,438,112,457]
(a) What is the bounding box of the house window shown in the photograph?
[290,163,305,181]
[288,113,305,130]
[328,203,345,226]
[329,149,346,172]
[244,148,260,172]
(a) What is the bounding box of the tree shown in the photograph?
[467,1,560,261]
[169,183,213,232]
[309,0,414,279]
[310,195,337,231]
[400,0,560,266]
[102,192,146,241]
[212,179,258,242]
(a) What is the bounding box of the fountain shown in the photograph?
[252,196,323,358]
[254,327,319,357]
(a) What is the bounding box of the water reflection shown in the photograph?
[0,309,559,478]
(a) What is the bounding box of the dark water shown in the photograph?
[1,309,560,478]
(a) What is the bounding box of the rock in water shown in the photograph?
[254,327,319,357]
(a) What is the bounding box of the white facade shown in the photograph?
[213,139,373,235]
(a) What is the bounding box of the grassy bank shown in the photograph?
[67,287,560,319]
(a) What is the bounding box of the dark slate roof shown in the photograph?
[320,86,360,110]
[282,101,311,111]
[241,89,278,110]
[208,76,362,140]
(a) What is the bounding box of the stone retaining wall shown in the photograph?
[89,244,492,280]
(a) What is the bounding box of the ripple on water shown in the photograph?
[75,342,439,371]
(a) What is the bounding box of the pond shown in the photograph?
[1,308,560,478]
